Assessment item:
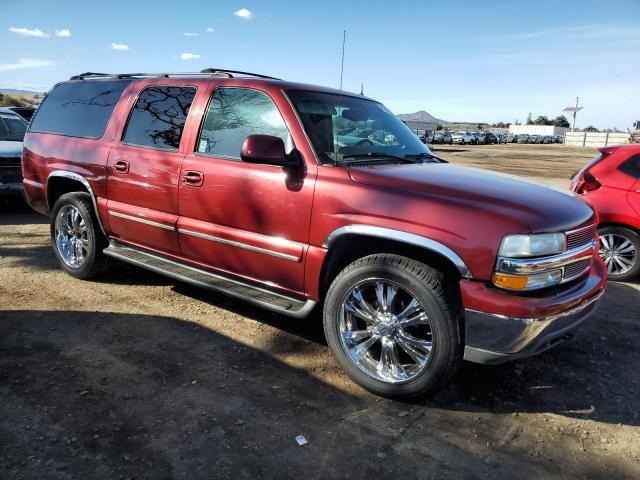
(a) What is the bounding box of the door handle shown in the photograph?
[183,170,204,187]
[114,160,130,174]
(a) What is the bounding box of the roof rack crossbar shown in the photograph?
[69,69,280,81]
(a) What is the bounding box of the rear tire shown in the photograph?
[323,254,462,398]
[598,226,640,281]
[50,192,112,279]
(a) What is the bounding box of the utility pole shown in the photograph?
[562,97,583,132]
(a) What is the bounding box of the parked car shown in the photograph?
[516,134,529,144]
[0,107,27,197]
[528,135,539,144]
[484,132,498,144]
[441,131,452,144]
[452,131,475,145]
[508,133,518,143]
[474,132,486,145]
[431,131,444,144]
[571,144,640,280]
[554,135,564,144]
[541,135,553,144]
[497,133,509,144]
[22,70,606,398]
[8,106,37,122]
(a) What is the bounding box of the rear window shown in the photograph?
[122,86,196,151]
[0,114,27,141]
[618,153,640,179]
[29,80,130,139]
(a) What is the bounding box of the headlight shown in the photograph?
[498,233,566,258]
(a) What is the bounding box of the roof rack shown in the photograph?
[69,69,281,81]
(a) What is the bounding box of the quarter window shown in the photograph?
[123,86,196,150]
[618,153,640,179]
[196,88,290,158]
[29,80,130,139]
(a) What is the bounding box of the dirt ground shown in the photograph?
[1,144,639,480]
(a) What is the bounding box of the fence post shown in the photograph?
[582,133,586,147]
[605,132,609,146]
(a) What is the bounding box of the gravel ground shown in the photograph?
[1,144,639,479]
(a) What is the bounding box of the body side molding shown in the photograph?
[322,224,472,278]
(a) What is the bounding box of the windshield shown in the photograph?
[287,90,432,165]
[0,114,27,142]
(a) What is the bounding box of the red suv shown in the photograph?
[571,144,640,280]
[22,70,606,398]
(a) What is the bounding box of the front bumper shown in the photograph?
[461,258,606,364]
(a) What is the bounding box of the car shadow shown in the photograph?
[0,309,634,480]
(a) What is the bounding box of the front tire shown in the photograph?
[50,192,112,279]
[323,254,462,398]
[599,226,640,281]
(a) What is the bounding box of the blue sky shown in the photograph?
[1,0,639,129]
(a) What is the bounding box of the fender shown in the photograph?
[47,171,108,236]
[322,224,472,278]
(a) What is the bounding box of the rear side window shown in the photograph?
[122,86,196,151]
[29,80,130,139]
[196,88,289,158]
[618,153,640,179]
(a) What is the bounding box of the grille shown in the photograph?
[0,157,22,184]
[566,224,597,250]
[563,259,592,280]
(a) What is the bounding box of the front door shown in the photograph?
[177,86,316,293]
[106,85,197,255]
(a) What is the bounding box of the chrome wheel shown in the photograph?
[54,205,89,269]
[599,233,637,276]
[338,278,433,384]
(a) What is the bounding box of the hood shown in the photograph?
[0,141,23,158]
[348,162,594,233]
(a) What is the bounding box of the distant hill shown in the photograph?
[397,110,448,125]
[0,89,44,102]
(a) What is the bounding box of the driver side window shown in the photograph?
[196,87,291,158]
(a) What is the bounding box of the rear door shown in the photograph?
[106,84,197,254]
[177,85,316,293]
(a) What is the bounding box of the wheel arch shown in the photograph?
[319,225,471,301]
[46,171,107,236]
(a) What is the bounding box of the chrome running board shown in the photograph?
[103,240,316,318]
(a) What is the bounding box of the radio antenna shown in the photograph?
[334,30,347,167]
[339,30,346,91]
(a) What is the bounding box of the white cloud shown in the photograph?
[8,27,49,38]
[55,29,71,37]
[111,43,129,51]
[234,8,253,19]
[183,32,199,37]
[206,27,215,33]
[180,52,201,60]
[0,58,56,72]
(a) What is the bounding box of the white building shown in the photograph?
[509,125,569,136]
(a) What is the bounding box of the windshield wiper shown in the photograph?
[340,152,421,164]
[404,152,448,163]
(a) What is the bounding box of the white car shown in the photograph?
[452,131,475,145]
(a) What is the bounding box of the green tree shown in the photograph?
[533,115,552,125]
[583,125,599,132]
[526,112,533,125]
[552,115,570,128]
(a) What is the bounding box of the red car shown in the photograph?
[571,144,640,281]
[22,70,606,398]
